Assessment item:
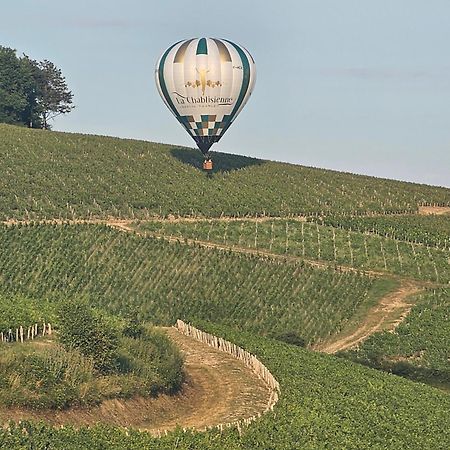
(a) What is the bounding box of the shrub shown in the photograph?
[57,299,120,374]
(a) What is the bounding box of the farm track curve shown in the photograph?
[0,328,271,434]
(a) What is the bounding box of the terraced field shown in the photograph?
[0,223,387,345]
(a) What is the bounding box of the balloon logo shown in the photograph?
[155,38,256,170]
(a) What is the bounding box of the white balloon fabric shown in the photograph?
[155,38,256,156]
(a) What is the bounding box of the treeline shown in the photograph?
[0,46,73,129]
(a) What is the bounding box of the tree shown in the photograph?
[0,46,39,127]
[34,60,74,130]
[0,46,74,129]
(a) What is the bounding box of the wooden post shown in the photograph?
[48,323,52,335]
[19,326,24,343]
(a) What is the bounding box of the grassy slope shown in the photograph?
[1,124,449,220]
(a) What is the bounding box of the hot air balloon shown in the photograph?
[155,38,256,171]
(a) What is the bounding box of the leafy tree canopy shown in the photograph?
[0,46,74,129]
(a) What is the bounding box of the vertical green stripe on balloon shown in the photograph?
[196,38,208,55]
[223,40,251,130]
[158,40,182,118]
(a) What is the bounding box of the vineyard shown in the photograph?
[0,223,388,345]
[136,218,450,283]
[342,288,450,389]
[0,294,55,332]
[1,123,450,220]
[314,214,450,249]
[0,124,450,449]
[1,325,449,449]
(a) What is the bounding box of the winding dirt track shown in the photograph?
[315,280,422,353]
[0,328,270,434]
[107,220,430,353]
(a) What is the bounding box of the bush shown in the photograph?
[117,328,184,395]
[57,299,120,374]
[0,344,98,409]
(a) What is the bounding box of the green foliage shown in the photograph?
[0,327,449,449]
[315,214,450,250]
[0,47,39,127]
[33,59,74,130]
[118,328,184,395]
[0,124,449,220]
[57,299,120,374]
[0,224,383,345]
[139,219,450,282]
[0,48,73,129]
[0,294,55,332]
[341,288,450,388]
[0,323,183,410]
[0,342,98,409]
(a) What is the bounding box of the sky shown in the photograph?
[1,0,449,188]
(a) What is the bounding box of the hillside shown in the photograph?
[0,223,387,345]
[1,123,449,220]
[1,328,449,449]
[0,124,449,449]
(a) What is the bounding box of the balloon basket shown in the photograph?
[203,160,213,171]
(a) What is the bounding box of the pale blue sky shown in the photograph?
[1,1,449,187]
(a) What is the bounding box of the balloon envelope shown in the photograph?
[155,38,256,155]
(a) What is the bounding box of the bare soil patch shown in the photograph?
[418,206,450,215]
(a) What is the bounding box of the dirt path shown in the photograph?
[0,328,270,434]
[315,280,422,353]
[118,228,432,354]
[418,205,450,215]
[111,224,431,353]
